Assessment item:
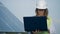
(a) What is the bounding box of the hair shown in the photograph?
[35,8,48,16]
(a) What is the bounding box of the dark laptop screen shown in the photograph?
[23,16,47,32]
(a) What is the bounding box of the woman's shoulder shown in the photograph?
[47,16,52,20]
[47,16,52,24]
[47,16,52,29]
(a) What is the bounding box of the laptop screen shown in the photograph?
[23,16,47,32]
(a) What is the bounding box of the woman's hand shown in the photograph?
[32,30,41,34]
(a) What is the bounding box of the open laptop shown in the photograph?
[23,16,48,32]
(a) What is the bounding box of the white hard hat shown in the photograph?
[36,0,47,9]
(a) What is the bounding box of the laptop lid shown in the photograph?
[23,16,47,32]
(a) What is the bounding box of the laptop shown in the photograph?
[23,16,48,32]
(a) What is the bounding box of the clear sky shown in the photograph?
[0,0,60,34]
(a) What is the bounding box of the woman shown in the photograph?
[32,8,51,34]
